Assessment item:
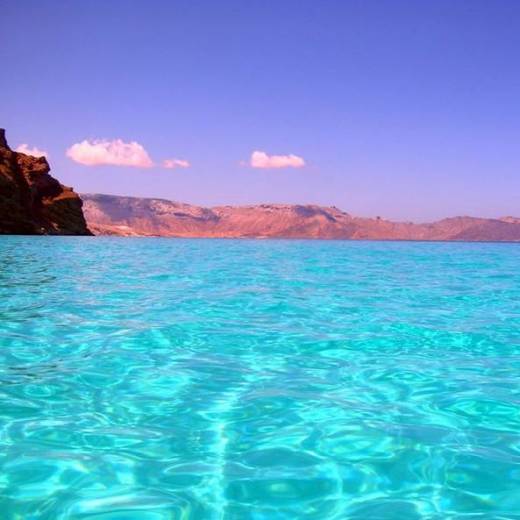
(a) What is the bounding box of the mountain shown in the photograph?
[0,129,91,235]
[82,193,520,241]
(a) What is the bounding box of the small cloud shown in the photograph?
[66,139,154,167]
[16,144,48,158]
[163,158,190,169]
[250,150,305,169]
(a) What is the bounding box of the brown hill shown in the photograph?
[82,193,520,241]
[0,129,91,235]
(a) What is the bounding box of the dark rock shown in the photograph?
[0,128,91,235]
[0,129,8,149]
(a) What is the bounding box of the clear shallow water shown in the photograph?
[1,237,520,520]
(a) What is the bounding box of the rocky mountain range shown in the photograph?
[82,193,520,241]
[1,126,518,241]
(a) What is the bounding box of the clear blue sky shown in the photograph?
[2,0,519,221]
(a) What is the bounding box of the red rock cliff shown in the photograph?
[0,129,91,235]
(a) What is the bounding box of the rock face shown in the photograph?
[0,129,91,235]
[82,193,520,241]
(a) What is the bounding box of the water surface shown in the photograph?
[1,237,519,519]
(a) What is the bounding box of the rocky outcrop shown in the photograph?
[500,216,520,225]
[82,193,520,241]
[0,129,91,235]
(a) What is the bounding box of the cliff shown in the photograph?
[82,193,520,241]
[0,129,91,235]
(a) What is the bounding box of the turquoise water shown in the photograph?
[1,237,520,519]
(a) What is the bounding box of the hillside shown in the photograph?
[82,193,520,241]
[0,129,91,235]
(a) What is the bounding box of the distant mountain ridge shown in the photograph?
[82,193,520,241]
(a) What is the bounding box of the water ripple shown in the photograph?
[1,237,519,518]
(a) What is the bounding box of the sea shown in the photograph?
[1,236,519,519]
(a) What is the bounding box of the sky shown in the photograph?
[1,0,519,221]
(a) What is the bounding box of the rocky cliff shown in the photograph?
[82,193,520,241]
[0,129,91,235]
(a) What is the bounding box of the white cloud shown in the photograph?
[16,144,48,158]
[66,139,154,167]
[163,158,190,169]
[250,150,305,169]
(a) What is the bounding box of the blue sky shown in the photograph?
[2,0,519,221]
